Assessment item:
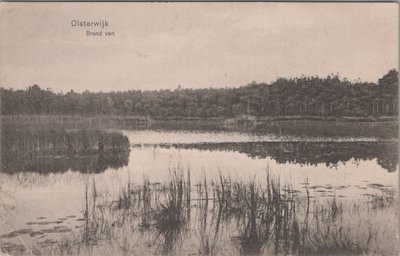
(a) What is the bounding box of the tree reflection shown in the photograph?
[163,141,398,172]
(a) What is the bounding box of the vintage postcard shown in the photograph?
[0,2,398,256]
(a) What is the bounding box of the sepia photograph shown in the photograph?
[0,2,398,255]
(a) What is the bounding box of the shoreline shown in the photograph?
[1,114,398,123]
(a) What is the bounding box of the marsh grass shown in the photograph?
[254,120,398,139]
[31,170,397,256]
[0,116,130,173]
[1,115,150,130]
[366,191,396,210]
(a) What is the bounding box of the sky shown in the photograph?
[0,3,398,92]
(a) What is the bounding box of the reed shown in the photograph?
[30,170,397,256]
[0,116,130,173]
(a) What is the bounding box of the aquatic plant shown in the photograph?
[23,170,398,256]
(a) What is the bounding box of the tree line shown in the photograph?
[1,69,398,118]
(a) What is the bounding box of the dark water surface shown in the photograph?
[0,129,398,255]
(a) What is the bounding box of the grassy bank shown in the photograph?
[26,171,397,256]
[1,115,398,138]
[253,119,398,139]
[0,116,130,173]
[1,115,150,130]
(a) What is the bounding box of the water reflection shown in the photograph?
[0,127,130,174]
[126,119,398,140]
[68,174,398,255]
[1,129,398,255]
[156,141,398,172]
[1,151,129,174]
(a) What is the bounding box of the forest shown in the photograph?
[0,69,398,118]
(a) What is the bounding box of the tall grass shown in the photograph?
[1,115,151,130]
[0,116,130,173]
[30,170,398,256]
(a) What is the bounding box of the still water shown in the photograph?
[0,130,398,254]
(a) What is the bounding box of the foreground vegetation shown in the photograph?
[1,69,397,118]
[23,171,397,256]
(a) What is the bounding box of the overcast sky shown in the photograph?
[0,3,398,92]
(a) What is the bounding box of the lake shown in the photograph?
[0,129,398,255]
